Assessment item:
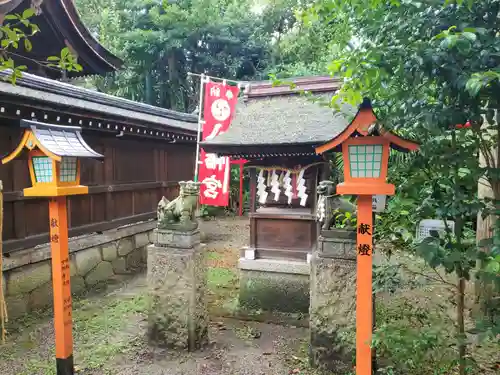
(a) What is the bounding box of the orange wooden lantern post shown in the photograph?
[2,120,103,375]
[316,98,419,375]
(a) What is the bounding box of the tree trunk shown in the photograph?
[475,139,500,318]
[145,70,154,105]
[457,276,466,375]
[167,51,180,111]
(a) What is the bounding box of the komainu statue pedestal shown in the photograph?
[147,229,208,350]
[309,229,357,372]
[147,181,208,350]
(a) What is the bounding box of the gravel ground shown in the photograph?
[104,318,308,375]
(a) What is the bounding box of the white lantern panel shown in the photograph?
[348,144,383,178]
[60,157,78,182]
[32,156,53,183]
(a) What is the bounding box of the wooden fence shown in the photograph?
[0,125,196,253]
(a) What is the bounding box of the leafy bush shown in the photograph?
[373,298,460,375]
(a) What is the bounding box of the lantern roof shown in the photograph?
[315,98,419,154]
[2,119,103,164]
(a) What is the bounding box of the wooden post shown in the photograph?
[239,163,244,216]
[372,212,377,374]
[0,180,7,344]
[49,197,74,375]
[356,195,373,375]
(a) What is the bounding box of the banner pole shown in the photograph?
[193,73,206,182]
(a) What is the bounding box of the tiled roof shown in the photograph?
[202,93,356,146]
[23,120,103,158]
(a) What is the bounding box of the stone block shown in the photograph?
[239,268,310,314]
[318,230,357,260]
[148,230,156,244]
[102,242,118,261]
[154,229,200,249]
[6,261,52,296]
[135,232,150,248]
[147,243,208,351]
[309,239,357,372]
[75,247,102,276]
[70,257,78,277]
[126,248,145,270]
[117,237,135,256]
[29,281,54,311]
[84,261,114,286]
[5,295,29,319]
[112,258,129,274]
[71,276,87,295]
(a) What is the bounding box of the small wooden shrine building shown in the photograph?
[202,76,355,262]
[202,76,354,313]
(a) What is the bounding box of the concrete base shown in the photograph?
[147,229,208,351]
[238,258,310,314]
[309,230,357,372]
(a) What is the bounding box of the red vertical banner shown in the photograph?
[202,81,239,141]
[199,81,239,206]
[199,149,231,206]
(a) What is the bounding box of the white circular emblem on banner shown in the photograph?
[211,99,231,121]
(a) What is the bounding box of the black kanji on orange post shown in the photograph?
[358,223,371,235]
[358,244,371,256]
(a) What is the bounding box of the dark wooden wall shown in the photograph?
[0,124,196,253]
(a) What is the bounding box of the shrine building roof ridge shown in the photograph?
[201,89,357,152]
[0,70,198,133]
[242,76,342,100]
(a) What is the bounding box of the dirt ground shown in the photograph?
[0,217,319,375]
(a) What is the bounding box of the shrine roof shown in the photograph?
[201,92,356,148]
[4,0,123,78]
[0,71,198,133]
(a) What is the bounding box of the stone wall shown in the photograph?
[309,229,357,373]
[3,221,156,319]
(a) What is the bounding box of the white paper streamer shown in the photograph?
[257,169,268,204]
[317,195,326,222]
[283,170,292,204]
[296,169,308,206]
[270,170,281,201]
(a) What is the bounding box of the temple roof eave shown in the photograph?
[0,71,198,134]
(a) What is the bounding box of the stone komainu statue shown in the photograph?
[316,180,357,231]
[157,181,201,231]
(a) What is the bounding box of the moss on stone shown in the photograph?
[238,270,309,314]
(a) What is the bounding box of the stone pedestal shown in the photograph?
[309,229,357,373]
[147,228,208,350]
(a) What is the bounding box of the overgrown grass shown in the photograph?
[1,293,149,375]
[207,266,239,316]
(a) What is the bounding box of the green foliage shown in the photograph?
[332,208,356,229]
[0,8,82,83]
[74,0,304,109]
[373,299,462,375]
[294,0,500,373]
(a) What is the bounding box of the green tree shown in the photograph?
[296,1,500,373]
[74,0,297,110]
